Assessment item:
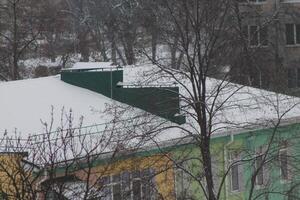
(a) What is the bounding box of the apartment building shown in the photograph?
[234,0,300,93]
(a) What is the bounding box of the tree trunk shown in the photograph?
[111,34,117,64]
[124,44,135,65]
[151,30,158,62]
[78,31,89,62]
[170,32,179,69]
[123,36,135,65]
[12,1,19,80]
[201,139,216,200]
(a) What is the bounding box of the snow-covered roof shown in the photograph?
[0,76,114,136]
[69,62,116,70]
[1,63,300,156]
[122,64,300,135]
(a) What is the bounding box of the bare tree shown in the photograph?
[106,1,300,200]
[0,0,41,80]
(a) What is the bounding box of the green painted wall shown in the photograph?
[61,70,123,98]
[168,123,300,200]
[114,87,180,120]
[51,122,300,200]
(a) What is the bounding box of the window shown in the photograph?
[239,0,267,3]
[98,169,157,200]
[255,154,264,185]
[287,68,300,88]
[249,0,267,2]
[286,24,300,45]
[279,141,291,181]
[281,0,300,3]
[279,148,289,180]
[175,162,193,200]
[229,152,243,192]
[255,147,269,187]
[243,25,268,47]
[231,163,240,191]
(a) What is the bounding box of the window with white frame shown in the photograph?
[254,147,269,187]
[281,0,300,3]
[175,162,193,200]
[286,24,300,45]
[279,141,291,181]
[243,25,268,47]
[279,148,289,180]
[98,169,157,200]
[229,151,243,192]
[239,0,267,3]
[249,0,267,2]
[255,153,264,186]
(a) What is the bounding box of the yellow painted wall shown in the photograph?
[0,153,27,199]
[73,154,176,200]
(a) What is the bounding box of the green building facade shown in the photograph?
[168,122,300,200]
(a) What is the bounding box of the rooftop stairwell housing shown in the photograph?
[60,63,186,124]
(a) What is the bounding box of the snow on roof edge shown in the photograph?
[69,62,116,70]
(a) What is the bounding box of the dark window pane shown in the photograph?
[142,169,156,200]
[133,180,142,200]
[113,184,121,200]
[242,26,249,41]
[142,182,152,200]
[132,170,141,179]
[121,172,131,200]
[99,176,110,185]
[121,171,130,183]
[260,26,268,46]
[142,168,151,178]
[256,155,264,185]
[288,68,296,88]
[231,164,239,191]
[286,24,295,45]
[250,26,259,46]
[280,150,288,180]
[296,25,300,44]
[112,174,120,183]
[100,186,112,200]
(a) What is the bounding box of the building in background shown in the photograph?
[230,0,300,94]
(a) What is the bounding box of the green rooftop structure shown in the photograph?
[61,63,185,124]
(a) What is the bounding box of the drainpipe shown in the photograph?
[223,132,234,200]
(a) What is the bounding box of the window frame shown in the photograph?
[254,146,269,188]
[286,24,300,46]
[287,68,300,88]
[98,169,156,200]
[279,142,292,183]
[231,162,240,192]
[255,153,264,186]
[244,25,268,47]
[229,152,243,193]
[281,0,300,3]
[239,0,267,4]
[174,162,193,200]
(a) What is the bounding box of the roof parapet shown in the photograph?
[61,63,186,124]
